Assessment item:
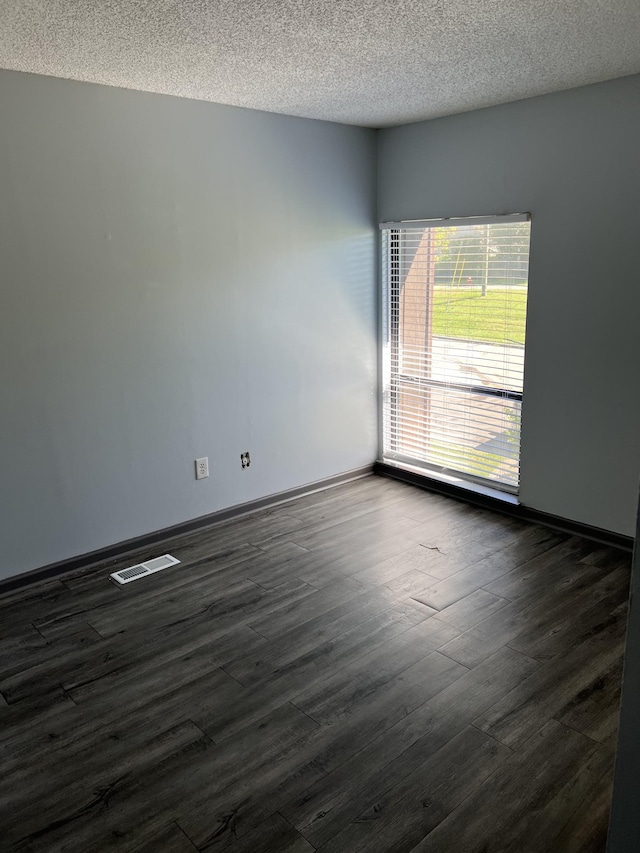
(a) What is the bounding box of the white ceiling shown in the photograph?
[1,0,639,127]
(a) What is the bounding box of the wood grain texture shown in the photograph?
[217,813,314,853]
[0,474,630,852]
[131,821,200,852]
[407,720,599,853]
[317,725,512,853]
[281,645,539,848]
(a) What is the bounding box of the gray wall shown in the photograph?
[0,71,378,580]
[378,75,640,536]
[3,70,639,581]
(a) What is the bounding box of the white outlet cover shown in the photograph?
[195,457,209,479]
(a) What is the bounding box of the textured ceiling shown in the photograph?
[1,0,639,127]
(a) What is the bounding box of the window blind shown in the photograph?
[381,215,531,492]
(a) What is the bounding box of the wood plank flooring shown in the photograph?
[0,474,631,852]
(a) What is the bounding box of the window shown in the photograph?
[381,214,531,494]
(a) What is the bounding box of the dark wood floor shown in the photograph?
[0,475,631,853]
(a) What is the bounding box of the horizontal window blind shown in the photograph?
[381,215,531,492]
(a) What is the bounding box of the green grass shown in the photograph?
[431,289,527,345]
[428,440,504,479]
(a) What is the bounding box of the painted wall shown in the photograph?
[378,75,640,536]
[0,71,377,580]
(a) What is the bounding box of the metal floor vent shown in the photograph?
[110,554,180,585]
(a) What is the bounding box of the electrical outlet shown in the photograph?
[195,457,209,480]
[241,451,251,469]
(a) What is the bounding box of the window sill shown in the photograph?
[378,458,520,505]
